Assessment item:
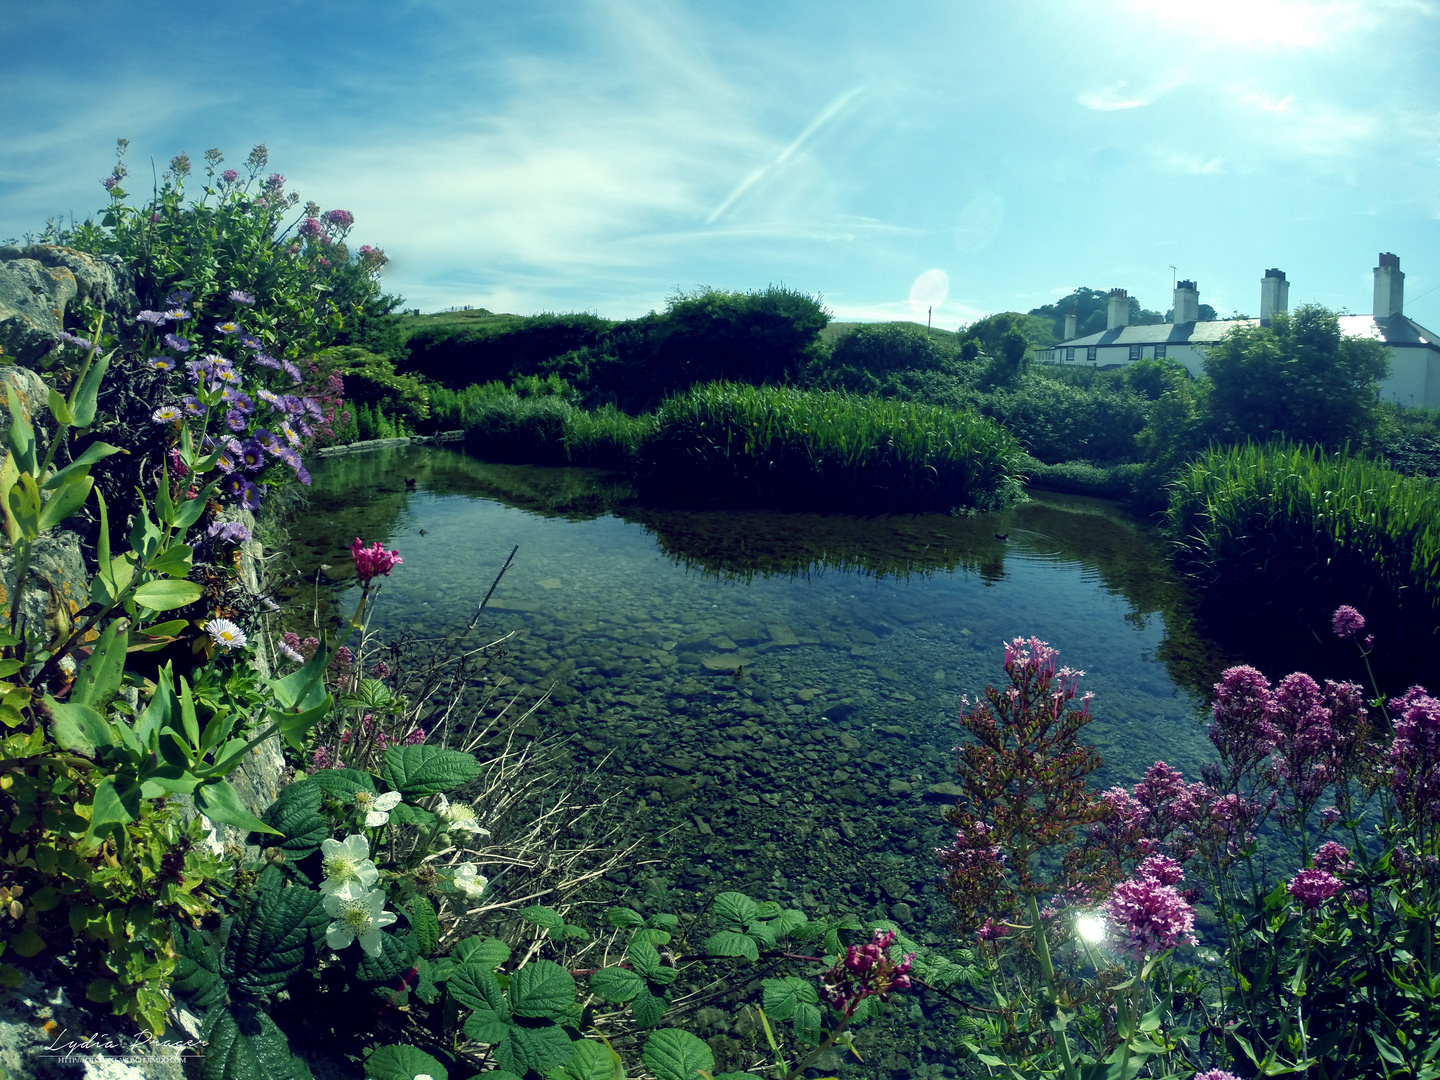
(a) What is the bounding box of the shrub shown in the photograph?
[634,381,1023,512]
[980,377,1148,464]
[813,322,953,394]
[462,394,649,467]
[1166,441,1440,688]
[402,312,613,388]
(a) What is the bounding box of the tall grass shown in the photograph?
[462,393,649,468]
[1167,441,1440,686]
[634,382,1023,512]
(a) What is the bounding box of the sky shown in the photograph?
[3,0,1439,330]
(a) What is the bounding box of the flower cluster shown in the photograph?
[351,538,403,583]
[318,834,396,956]
[819,930,914,1013]
[1101,858,1198,959]
[1287,867,1343,910]
[1389,684,1440,826]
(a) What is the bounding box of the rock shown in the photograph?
[0,245,134,364]
[766,623,799,647]
[707,635,739,651]
[538,577,562,589]
[839,733,861,750]
[925,782,965,801]
[891,901,913,923]
[0,530,87,647]
[888,779,913,797]
[700,653,745,672]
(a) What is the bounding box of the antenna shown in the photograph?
[1169,265,1177,290]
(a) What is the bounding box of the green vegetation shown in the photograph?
[1167,441,1440,685]
[1027,285,1171,340]
[635,382,1023,512]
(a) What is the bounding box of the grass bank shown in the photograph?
[1167,441,1440,688]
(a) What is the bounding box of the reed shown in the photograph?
[634,381,1023,512]
[462,393,649,467]
[1167,441,1440,685]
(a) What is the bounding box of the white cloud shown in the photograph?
[1078,75,1185,111]
[1118,0,1425,51]
[1157,151,1226,175]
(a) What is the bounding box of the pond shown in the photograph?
[281,444,1236,1075]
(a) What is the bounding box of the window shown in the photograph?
[1155,344,1167,360]
[1065,347,1075,362]
[1087,346,1097,362]
[1129,344,1141,362]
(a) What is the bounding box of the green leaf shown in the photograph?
[267,637,333,751]
[605,907,645,928]
[791,1000,823,1042]
[45,696,115,756]
[355,930,418,985]
[589,967,644,1003]
[630,988,667,1027]
[224,882,326,995]
[761,976,818,1021]
[713,891,757,928]
[42,440,124,490]
[406,896,440,958]
[631,928,672,946]
[551,1039,621,1080]
[69,619,128,709]
[769,909,808,936]
[382,743,482,796]
[704,930,758,961]
[172,480,218,531]
[149,542,195,579]
[261,775,328,857]
[196,779,282,837]
[522,904,565,931]
[495,1021,575,1075]
[37,473,93,532]
[364,1044,447,1080]
[509,959,576,1020]
[386,801,436,828]
[453,936,511,968]
[308,768,375,799]
[462,1007,510,1044]
[197,1003,312,1080]
[173,927,227,1009]
[6,385,37,476]
[133,578,204,612]
[641,1028,715,1080]
[627,939,665,979]
[48,388,74,428]
[70,349,111,430]
[448,963,509,1015]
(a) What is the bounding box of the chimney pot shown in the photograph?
[1260,268,1289,326]
[1374,253,1404,320]
[1173,280,1199,324]
[1063,306,1077,340]
[1106,288,1130,331]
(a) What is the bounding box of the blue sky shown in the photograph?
[3,0,1438,329]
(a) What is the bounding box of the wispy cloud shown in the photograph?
[1157,151,1226,175]
[1078,75,1185,111]
[706,85,866,224]
[1119,0,1429,51]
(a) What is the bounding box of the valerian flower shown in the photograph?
[319,834,379,899]
[353,789,402,827]
[1331,605,1366,639]
[323,888,396,956]
[1101,871,1197,959]
[1288,868,1342,909]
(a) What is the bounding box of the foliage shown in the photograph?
[402,313,613,390]
[1167,440,1440,688]
[44,141,396,359]
[978,376,1148,464]
[461,394,651,468]
[1028,287,1168,341]
[1018,455,1143,500]
[312,346,429,432]
[634,381,1024,513]
[807,322,957,396]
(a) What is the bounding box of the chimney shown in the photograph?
[1259,268,1289,326]
[1064,306,1077,340]
[1173,280,1199,324]
[1106,288,1130,331]
[1374,252,1404,320]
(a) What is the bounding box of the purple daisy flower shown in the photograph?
[239,480,262,511]
[207,520,251,544]
[229,289,256,305]
[303,397,323,421]
[295,464,312,486]
[273,445,302,469]
[295,418,313,438]
[151,357,177,372]
[254,354,282,371]
[280,360,303,385]
[224,409,248,432]
[221,387,255,415]
[253,428,282,454]
[256,388,281,408]
[57,331,94,351]
[237,439,265,470]
[165,308,192,322]
[163,333,190,352]
[240,333,262,350]
[215,321,240,336]
[152,405,183,423]
[166,289,192,305]
[222,473,246,498]
[281,421,302,447]
[215,366,242,386]
[181,396,206,418]
[137,309,168,325]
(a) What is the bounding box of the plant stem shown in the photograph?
[1027,892,1079,1080]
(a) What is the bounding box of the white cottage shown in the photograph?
[1039,255,1440,410]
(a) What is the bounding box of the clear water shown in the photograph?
[284,444,1232,1075]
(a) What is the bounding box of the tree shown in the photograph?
[1201,304,1388,449]
[1028,289,1164,341]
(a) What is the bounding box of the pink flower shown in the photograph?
[1313,841,1354,876]
[1101,875,1197,959]
[820,930,914,1012]
[1136,855,1185,886]
[1194,1072,1241,1080]
[1331,605,1366,639]
[350,538,403,583]
[322,208,355,229]
[977,919,1009,941]
[1389,685,1440,825]
[298,216,325,239]
[1288,868,1342,909]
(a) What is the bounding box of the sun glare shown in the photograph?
[1122,0,1372,49]
[1077,914,1107,943]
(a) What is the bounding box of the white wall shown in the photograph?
[1380,347,1440,410]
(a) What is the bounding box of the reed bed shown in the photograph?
[633,381,1023,512]
[462,393,650,468]
[1167,441,1440,684]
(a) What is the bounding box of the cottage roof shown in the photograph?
[1058,314,1440,350]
